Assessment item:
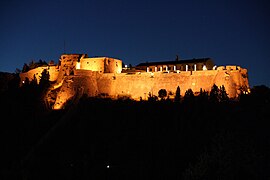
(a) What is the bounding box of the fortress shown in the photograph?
[19,54,250,109]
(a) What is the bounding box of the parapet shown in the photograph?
[217,65,242,71]
[226,65,240,71]
[217,66,225,71]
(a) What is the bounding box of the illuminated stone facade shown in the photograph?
[136,58,215,72]
[19,66,60,84]
[19,54,250,109]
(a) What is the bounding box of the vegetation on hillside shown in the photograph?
[0,73,270,179]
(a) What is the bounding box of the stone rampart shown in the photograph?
[53,67,249,108]
[53,74,99,109]
[20,66,59,84]
[96,69,245,100]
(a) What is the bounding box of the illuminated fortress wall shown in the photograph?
[53,65,249,109]
[97,67,248,100]
[19,66,59,84]
[53,72,99,109]
[18,54,249,109]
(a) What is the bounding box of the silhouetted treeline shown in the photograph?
[1,80,270,179]
[21,60,49,73]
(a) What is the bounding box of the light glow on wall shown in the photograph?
[203,65,207,70]
[76,62,81,69]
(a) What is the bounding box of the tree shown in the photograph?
[30,74,38,88]
[39,69,50,90]
[238,85,249,96]
[219,85,229,102]
[8,73,20,91]
[148,92,158,102]
[158,89,167,100]
[27,74,39,98]
[22,77,30,87]
[209,84,219,103]
[15,68,21,74]
[249,85,270,105]
[38,59,48,66]
[20,76,39,103]
[29,60,36,70]
[209,84,229,103]
[198,88,208,102]
[184,88,194,102]
[174,86,181,102]
[22,63,29,73]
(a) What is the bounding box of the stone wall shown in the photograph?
[19,66,59,84]
[97,67,248,100]
[53,66,249,109]
[80,57,122,73]
[53,74,98,109]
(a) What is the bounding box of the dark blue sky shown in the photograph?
[1,0,270,87]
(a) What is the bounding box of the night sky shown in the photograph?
[1,0,270,87]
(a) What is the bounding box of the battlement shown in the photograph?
[217,65,242,71]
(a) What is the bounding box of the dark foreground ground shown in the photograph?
[1,88,270,180]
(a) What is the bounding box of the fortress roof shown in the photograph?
[136,57,213,66]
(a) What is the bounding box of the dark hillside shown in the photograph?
[20,96,270,179]
[1,82,270,180]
